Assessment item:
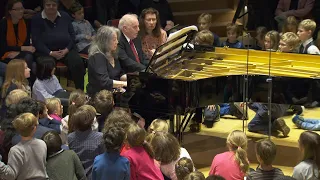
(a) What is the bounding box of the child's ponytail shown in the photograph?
[235,146,250,173]
[142,140,154,158]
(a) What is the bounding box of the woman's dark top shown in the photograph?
[87,53,123,95]
[0,18,31,59]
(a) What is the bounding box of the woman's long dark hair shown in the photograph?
[139,8,162,37]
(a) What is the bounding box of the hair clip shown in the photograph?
[71,102,75,105]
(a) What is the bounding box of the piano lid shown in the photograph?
[146,26,198,74]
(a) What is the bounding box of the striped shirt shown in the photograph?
[248,167,284,180]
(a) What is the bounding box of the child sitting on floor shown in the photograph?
[46,98,63,122]
[175,157,194,180]
[279,32,300,53]
[264,30,280,51]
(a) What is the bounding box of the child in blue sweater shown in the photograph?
[221,23,244,49]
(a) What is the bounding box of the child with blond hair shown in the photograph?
[264,30,280,51]
[46,98,63,122]
[297,19,320,54]
[147,119,169,134]
[197,13,220,47]
[279,32,300,53]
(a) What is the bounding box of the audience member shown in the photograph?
[68,105,104,180]
[255,26,268,50]
[293,131,320,180]
[175,157,194,180]
[139,0,174,30]
[197,13,220,47]
[46,98,63,121]
[147,119,169,134]
[248,139,284,179]
[0,113,48,180]
[93,90,114,132]
[11,98,53,145]
[279,32,300,53]
[1,59,30,100]
[33,56,68,103]
[194,30,214,46]
[118,14,147,72]
[37,101,61,133]
[297,19,320,54]
[31,0,85,90]
[139,8,167,60]
[87,26,127,96]
[70,2,96,54]
[209,130,249,180]
[206,175,225,180]
[92,126,130,180]
[264,30,280,51]
[184,171,205,180]
[282,16,298,34]
[122,123,164,180]
[221,23,244,49]
[42,131,86,180]
[1,89,28,116]
[0,0,35,70]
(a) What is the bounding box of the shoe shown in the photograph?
[232,102,248,120]
[292,115,304,127]
[291,105,304,115]
[273,118,290,137]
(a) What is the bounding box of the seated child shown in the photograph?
[42,131,86,180]
[194,30,214,46]
[221,23,244,49]
[38,101,62,133]
[255,26,267,50]
[33,56,68,103]
[0,113,47,180]
[70,2,96,54]
[185,171,205,180]
[209,130,249,180]
[248,139,284,179]
[46,98,63,122]
[264,30,280,51]
[93,90,114,132]
[147,119,169,134]
[92,126,130,180]
[293,131,320,180]
[279,32,300,53]
[122,123,163,180]
[297,19,320,54]
[197,13,220,47]
[282,16,298,34]
[68,105,104,179]
[293,115,320,131]
[175,157,194,180]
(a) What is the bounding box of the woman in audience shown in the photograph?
[175,157,195,180]
[1,59,30,100]
[293,131,320,180]
[139,8,167,60]
[42,131,86,180]
[122,123,164,180]
[282,16,298,35]
[33,56,68,103]
[264,30,280,51]
[0,0,35,70]
[68,105,104,180]
[209,130,249,180]
[87,26,127,96]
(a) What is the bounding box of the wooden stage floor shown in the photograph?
[196,107,320,148]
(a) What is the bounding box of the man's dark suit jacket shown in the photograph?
[118,32,146,73]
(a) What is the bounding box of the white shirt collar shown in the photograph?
[302,38,313,47]
[41,10,61,19]
[123,33,131,43]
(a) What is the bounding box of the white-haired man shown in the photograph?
[118,14,146,73]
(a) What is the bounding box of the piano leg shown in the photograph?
[174,109,196,143]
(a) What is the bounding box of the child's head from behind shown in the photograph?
[226,23,241,43]
[175,157,194,180]
[70,105,96,132]
[226,130,249,173]
[46,98,62,116]
[279,32,300,53]
[104,109,134,133]
[184,171,205,180]
[198,13,212,31]
[42,130,62,156]
[298,131,320,166]
[298,19,316,42]
[255,139,277,166]
[206,175,225,180]
[255,26,267,49]
[127,123,154,157]
[146,131,180,164]
[15,98,40,118]
[283,16,298,34]
[103,125,125,153]
[5,89,29,107]
[264,30,280,51]
[70,1,84,21]
[36,56,56,81]
[94,90,114,115]
[68,90,87,116]
[148,119,169,134]
[38,101,48,119]
[194,30,214,46]
[13,113,38,137]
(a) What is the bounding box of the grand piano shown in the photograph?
[118,27,320,141]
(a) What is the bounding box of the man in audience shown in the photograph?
[11,98,53,145]
[118,14,146,73]
[31,0,85,90]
